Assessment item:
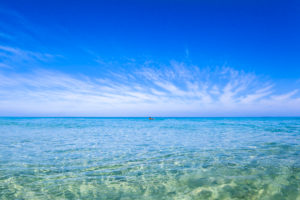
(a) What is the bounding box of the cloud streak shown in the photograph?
[0,45,54,65]
[0,63,299,117]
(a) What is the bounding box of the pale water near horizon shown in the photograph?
[0,117,299,199]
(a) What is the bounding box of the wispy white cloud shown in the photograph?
[0,45,54,65]
[0,32,14,40]
[0,8,64,69]
[0,63,299,116]
[0,63,11,68]
[271,89,298,101]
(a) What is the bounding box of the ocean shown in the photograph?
[0,117,299,199]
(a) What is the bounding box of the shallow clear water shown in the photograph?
[0,117,299,200]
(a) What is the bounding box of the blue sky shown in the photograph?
[0,0,299,116]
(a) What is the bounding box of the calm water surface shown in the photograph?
[0,117,299,199]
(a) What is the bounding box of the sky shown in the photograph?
[0,0,299,116]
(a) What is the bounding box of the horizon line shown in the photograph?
[1,116,300,118]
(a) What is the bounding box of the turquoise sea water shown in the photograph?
[0,117,299,200]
